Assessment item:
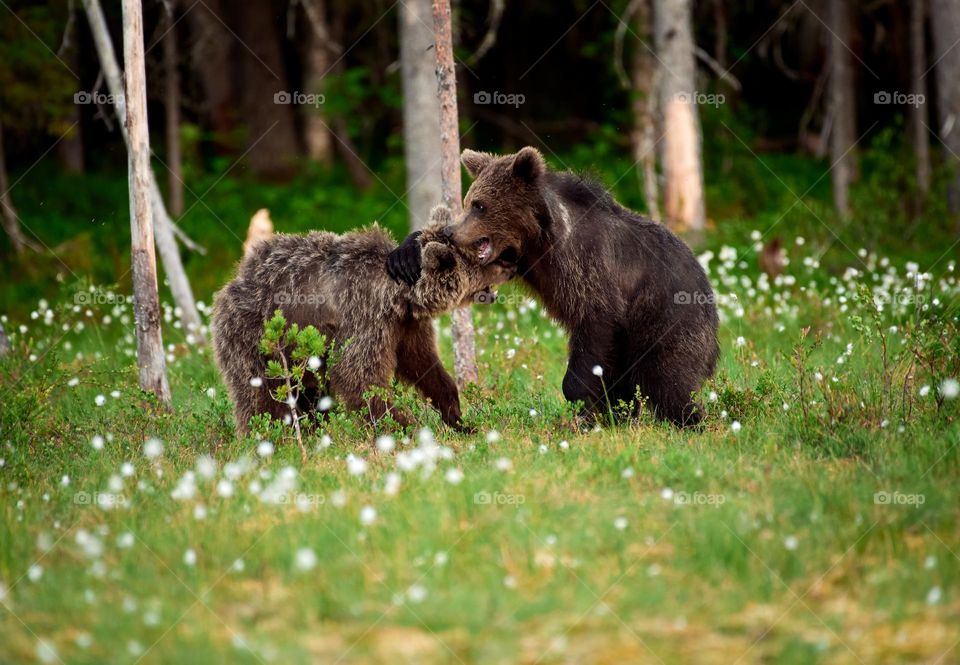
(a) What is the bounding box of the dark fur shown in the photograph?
[212,206,513,434]
[451,147,719,426]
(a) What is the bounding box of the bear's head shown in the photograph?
[443,146,550,269]
[411,205,516,317]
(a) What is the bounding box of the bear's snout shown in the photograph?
[442,225,455,239]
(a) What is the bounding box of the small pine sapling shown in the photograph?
[259,310,334,462]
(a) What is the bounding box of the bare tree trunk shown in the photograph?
[654,0,706,238]
[301,0,334,164]
[0,119,39,254]
[432,0,478,388]
[162,1,184,216]
[57,3,85,174]
[630,0,660,221]
[186,0,235,149]
[712,0,727,70]
[828,0,857,219]
[122,0,171,405]
[235,0,300,178]
[81,0,205,344]
[911,0,931,209]
[930,0,960,216]
[401,0,444,230]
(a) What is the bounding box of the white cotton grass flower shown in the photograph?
[784,535,799,551]
[376,435,395,453]
[919,385,931,397]
[613,516,628,531]
[249,377,263,388]
[318,396,333,412]
[216,479,234,497]
[143,438,164,459]
[495,457,513,472]
[91,435,105,451]
[730,420,742,433]
[926,586,942,605]
[205,387,216,399]
[444,468,464,484]
[183,549,197,566]
[347,455,368,476]
[294,547,318,572]
[256,441,274,458]
[359,505,377,526]
[406,584,427,603]
[307,356,322,371]
[485,430,502,444]
[95,394,106,406]
[939,378,959,400]
[35,639,58,664]
[592,365,604,377]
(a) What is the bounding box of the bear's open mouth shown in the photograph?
[473,237,493,263]
[473,286,497,305]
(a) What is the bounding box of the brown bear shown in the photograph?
[212,205,514,434]
[388,147,719,427]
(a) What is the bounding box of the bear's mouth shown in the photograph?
[473,237,493,263]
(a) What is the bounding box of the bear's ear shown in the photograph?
[428,204,453,227]
[512,146,546,183]
[422,242,457,274]
[461,149,494,178]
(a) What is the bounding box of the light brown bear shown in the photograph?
[212,205,513,434]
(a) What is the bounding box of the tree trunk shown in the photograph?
[301,0,334,164]
[827,0,857,219]
[57,4,85,174]
[185,0,235,149]
[163,0,184,216]
[235,0,300,178]
[81,0,205,344]
[432,0,478,388]
[712,0,727,70]
[401,0,444,230]
[930,0,960,216]
[0,119,39,254]
[630,0,660,221]
[654,0,706,238]
[910,0,931,209]
[122,0,171,405]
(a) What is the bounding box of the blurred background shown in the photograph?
[1,0,958,315]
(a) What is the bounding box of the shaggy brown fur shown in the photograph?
[212,206,513,434]
[445,147,719,426]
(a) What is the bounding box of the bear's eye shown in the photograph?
[471,200,485,214]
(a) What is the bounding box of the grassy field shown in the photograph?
[2,140,960,663]
[2,222,959,664]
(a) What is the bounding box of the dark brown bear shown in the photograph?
[213,205,514,434]
[389,147,719,427]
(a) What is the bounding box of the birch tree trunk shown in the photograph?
[302,0,334,164]
[827,0,857,219]
[630,0,660,221]
[402,0,444,230]
[911,0,931,205]
[930,0,960,216]
[122,0,171,405]
[0,118,39,254]
[162,0,184,216]
[432,0,478,387]
[82,0,205,345]
[654,0,706,238]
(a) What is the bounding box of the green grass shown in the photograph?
[2,141,960,663]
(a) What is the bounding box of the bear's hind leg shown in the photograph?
[633,352,705,428]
